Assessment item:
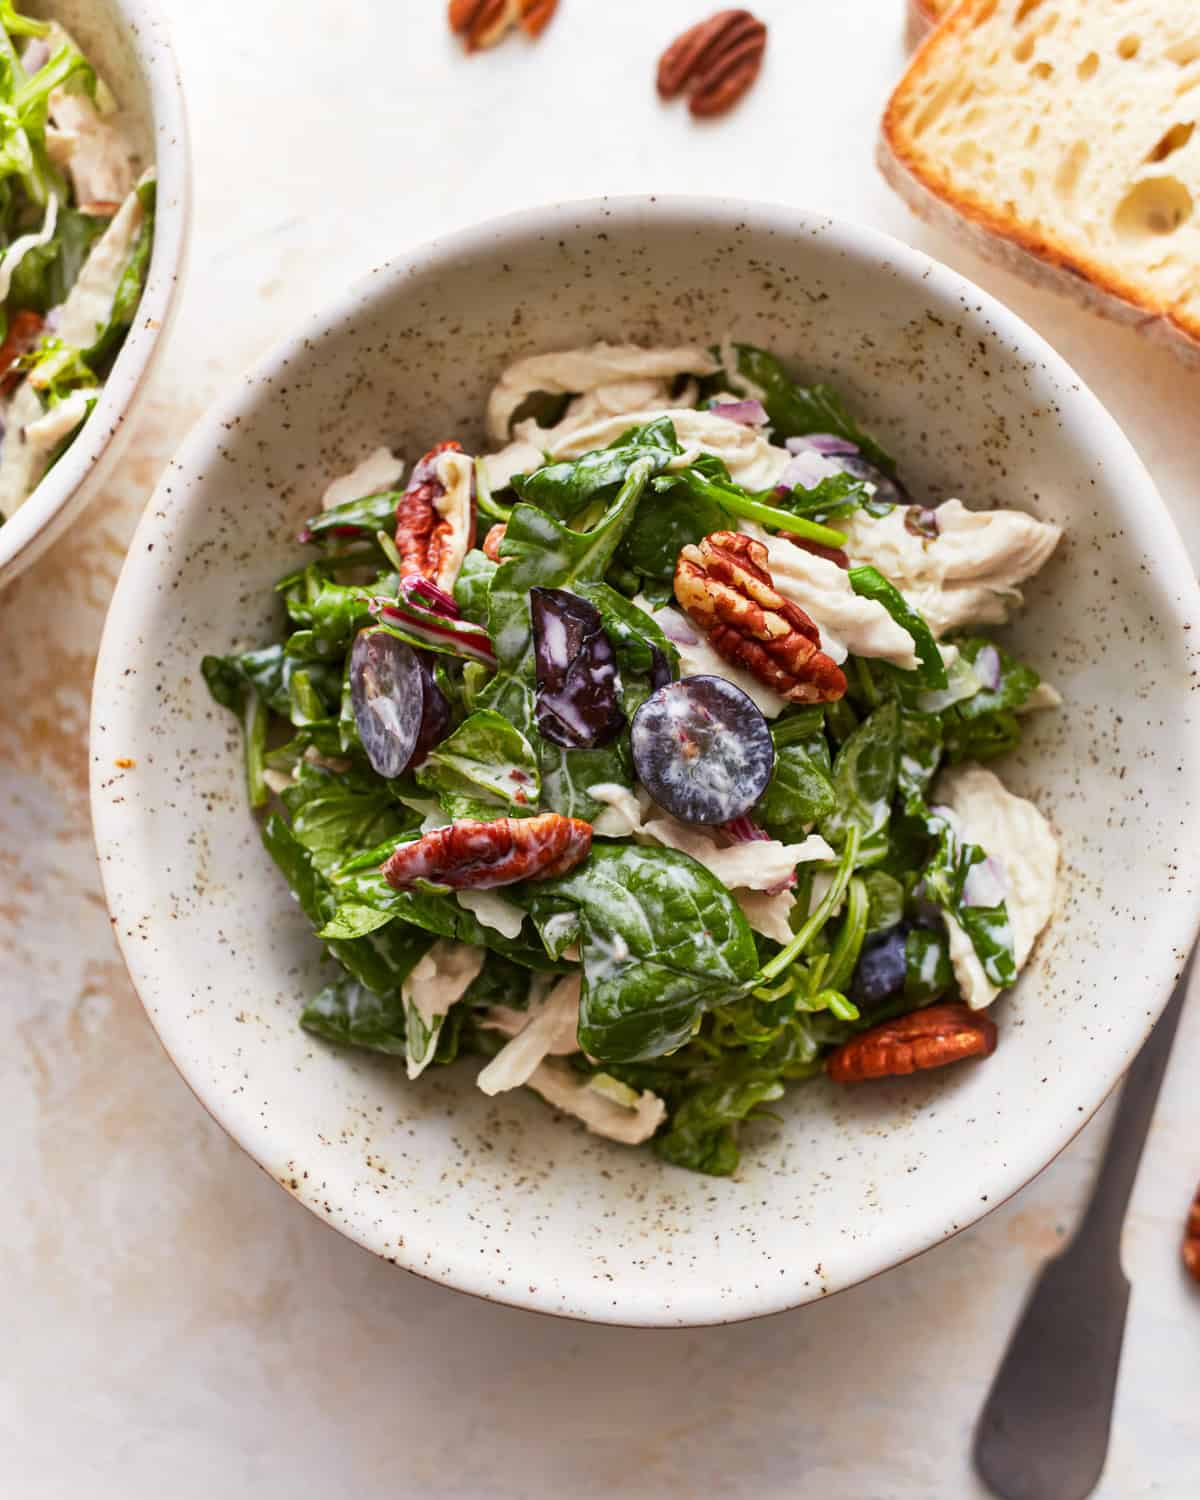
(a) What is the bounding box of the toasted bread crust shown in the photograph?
[881,0,1200,362]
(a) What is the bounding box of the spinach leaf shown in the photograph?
[414,709,540,820]
[757,707,835,839]
[281,761,416,876]
[536,733,634,823]
[453,549,497,626]
[954,638,1039,717]
[525,843,759,1063]
[83,176,156,372]
[654,1063,785,1176]
[726,343,897,476]
[773,471,871,521]
[281,568,378,656]
[848,566,946,690]
[617,480,725,580]
[298,490,399,547]
[896,711,944,803]
[863,870,905,933]
[820,701,899,860]
[462,950,536,1010]
[8,206,103,312]
[301,975,408,1056]
[941,638,1039,765]
[511,416,679,520]
[487,457,655,678]
[904,927,954,1002]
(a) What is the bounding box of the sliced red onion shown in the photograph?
[963,856,1008,909]
[21,39,50,73]
[973,644,1002,693]
[371,592,496,665]
[905,505,940,539]
[777,447,845,494]
[786,433,860,458]
[401,573,461,619]
[710,399,768,427]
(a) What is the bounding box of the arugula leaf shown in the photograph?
[654,1062,785,1176]
[848,567,946,690]
[414,709,540,820]
[453,548,497,626]
[820,701,899,860]
[773,471,872,521]
[896,711,944,803]
[757,707,835,840]
[863,870,905,933]
[656,464,848,549]
[511,416,679,520]
[905,927,954,1001]
[525,843,759,1063]
[282,761,417,876]
[941,638,1039,765]
[726,343,897,477]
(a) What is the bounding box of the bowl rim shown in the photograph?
[91,193,1200,1325]
[0,0,190,578]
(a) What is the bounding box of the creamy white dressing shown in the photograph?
[934,763,1060,1010]
[485,342,717,444]
[841,501,1062,639]
[524,1058,666,1146]
[321,446,404,510]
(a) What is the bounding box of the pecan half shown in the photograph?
[394,441,476,592]
[657,9,767,118]
[482,521,507,561]
[1184,1184,1200,1283]
[448,0,555,48]
[827,1003,997,1084]
[0,309,44,396]
[382,812,592,891]
[674,531,846,703]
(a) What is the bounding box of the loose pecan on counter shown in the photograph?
[674,531,846,703]
[394,440,476,592]
[827,1003,997,1084]
[449,0,558,50]
[382,812,591,891]
[482,521,507,561]
[1184,1184,1200,1283]
[657,9,767,118]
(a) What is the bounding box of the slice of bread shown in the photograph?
[881,0,1200,361]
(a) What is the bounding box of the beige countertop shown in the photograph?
[3,2,1199,1494]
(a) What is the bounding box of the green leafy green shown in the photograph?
[8,206,103,312]
[820,701,900,860]
[453,548,497,626]
[414,709,540,820]
[512,416,679,520]
[83,175,156,371]
[848,566,946,690]
[298,489,399,547]
[301,975,408,1056]
[654,1062,785,1176]
[616,479,724,580]
[758,708,835,840]
[525,843,759,1063]
[725,343,897,476]
[281,761,416,876]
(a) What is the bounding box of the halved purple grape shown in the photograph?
[350,629,447,778]
[531,587,625,750]
[410,652,451,768]
[851,924,910,1011]
[630,675,774,825]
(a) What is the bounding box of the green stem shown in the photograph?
[686,472,848,548]
[825,876,868,994]
[757,827,861,984]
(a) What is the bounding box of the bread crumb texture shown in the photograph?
[885,0,1200,342]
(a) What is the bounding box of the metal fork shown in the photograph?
[973,954,1193,1500]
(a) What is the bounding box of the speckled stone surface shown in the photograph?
[6,0,1200,1493]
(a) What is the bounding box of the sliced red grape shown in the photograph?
[630,675,774,825]
[410,652,451,768]
[350,629,445,778]
[531,587,625,750]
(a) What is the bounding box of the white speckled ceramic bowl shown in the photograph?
[0,0,188,588]
[91,198,1200,1326]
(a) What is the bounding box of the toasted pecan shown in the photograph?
[519,0,558,38]
[827,1002,997,1084]
[657,9,766,118]
[382,812,592,891]
[394,441,476,592]
[449,0,555,48]
[674,530,846,704]
[482,521,507,561]
[1184,1183,1200,1283]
